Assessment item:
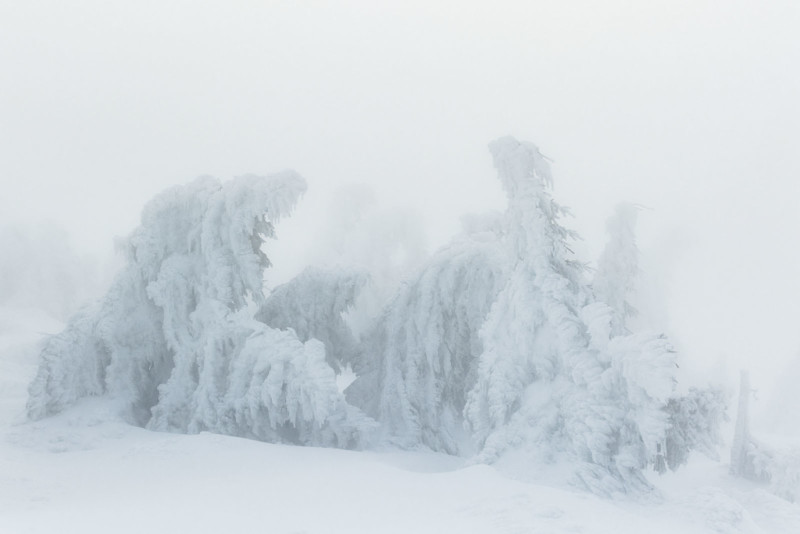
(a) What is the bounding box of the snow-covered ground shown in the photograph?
[2,307,799,534]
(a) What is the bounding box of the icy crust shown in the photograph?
[27,172,372,448]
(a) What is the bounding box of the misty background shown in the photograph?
[1,1,799,430]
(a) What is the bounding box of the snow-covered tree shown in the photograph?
[593,203,639,335]
[28,172,372,448]
[593,204,727,474]
[343,137,693,492]
[726,371,800,502]
[346,215,506,454]
[464,136,585,450]
[728,370,776,483]
[461,137,681,494]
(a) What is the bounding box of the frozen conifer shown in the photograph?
[28,172,372,448]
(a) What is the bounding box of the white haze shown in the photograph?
[2,1,799,426]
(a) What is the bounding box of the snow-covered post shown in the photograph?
[730,370,752,477]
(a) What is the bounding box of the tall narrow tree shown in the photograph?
[593,203,640,335]
[465,138,678,494]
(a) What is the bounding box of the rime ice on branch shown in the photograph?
[256,265,369,373]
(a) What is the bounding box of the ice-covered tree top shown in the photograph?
[489,136,580,283]
[489,136,553,197]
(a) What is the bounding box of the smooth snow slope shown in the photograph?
[2,307,799,534]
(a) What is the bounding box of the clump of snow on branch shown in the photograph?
[256,266,368,373]
[28,172,372,448]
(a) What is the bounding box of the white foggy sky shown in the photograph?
[2,1,799,399]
